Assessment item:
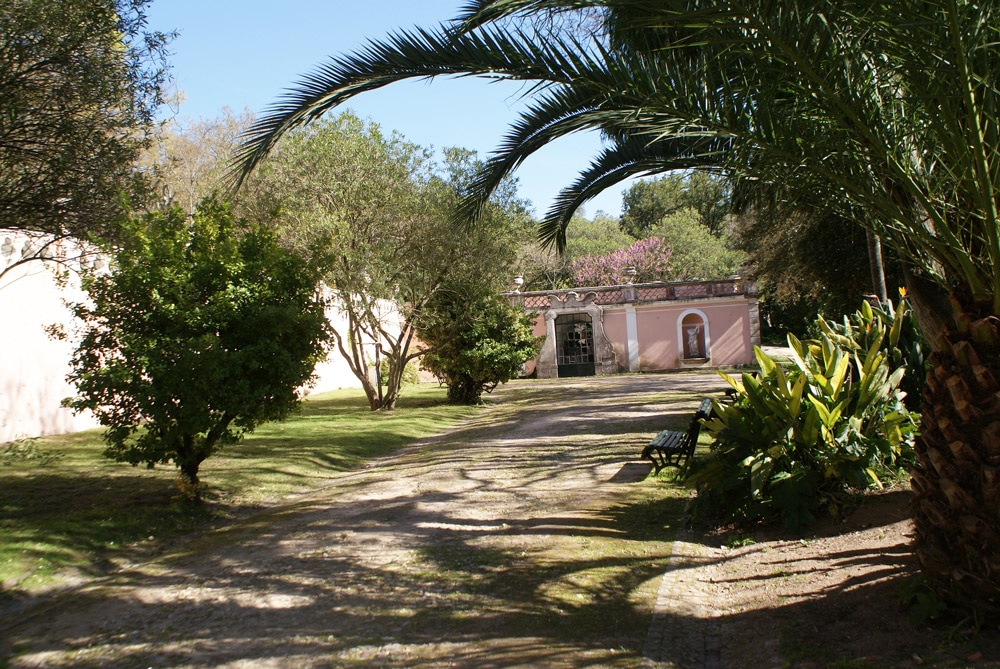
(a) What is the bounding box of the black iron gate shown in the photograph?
[555,313,595,377]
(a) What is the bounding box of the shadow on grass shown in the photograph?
[5,474,973,668]
[2,482,691,667]
[3,371,768,667]
[0,385,479,597]
[0,469,208,594]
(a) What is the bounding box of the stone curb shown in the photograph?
[642,526,726,668]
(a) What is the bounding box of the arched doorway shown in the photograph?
[555,312,595,377]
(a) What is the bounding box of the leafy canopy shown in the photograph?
[239,114,530,410]
[0,0,172,240]
[655,208,744,281]
[621,172,730,239]
[65,201,330,493]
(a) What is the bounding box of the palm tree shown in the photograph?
[235,0,1000,619]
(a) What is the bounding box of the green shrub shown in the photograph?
[377,358,420,387]
[419,295,540,405]
[686,315,918,530]
[64,201,330,496]
[823,293,928,409]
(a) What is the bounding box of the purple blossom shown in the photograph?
[571,237,672,286]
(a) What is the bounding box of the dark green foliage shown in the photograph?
[0,0,172,239]
[65,201,330,494]
[687,312,918,530]
[732,208,897,322]
[419,295,540,405]
[758,297,825,343]
[620,172,730,239]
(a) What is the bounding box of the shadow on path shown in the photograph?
[1,373,722,668]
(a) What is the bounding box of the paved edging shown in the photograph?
[642,525,726,668]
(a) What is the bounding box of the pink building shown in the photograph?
[509,278,760,377]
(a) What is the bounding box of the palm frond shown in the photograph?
[455,0,605,31]
[232,0,1000,307]
[538,133,731,250]
[230,24,595,188]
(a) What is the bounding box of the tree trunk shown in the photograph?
[447,373,481,405]
[909,291,1000,621]
[866,230,887,302]
[176,434,204,501]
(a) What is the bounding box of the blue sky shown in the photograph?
[146,0,634,218]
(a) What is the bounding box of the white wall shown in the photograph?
[0,234,100,442]
[307,290,406,395]
[307,303,366,395]
[0,233,406,442]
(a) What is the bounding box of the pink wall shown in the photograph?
[520,312,548,377]
[601,309,628,372]
[635,306,678,370]
[708,305,754,366]
[520,295,755,376]
[633,300,753,369]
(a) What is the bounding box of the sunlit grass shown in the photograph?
[0,384,479,591]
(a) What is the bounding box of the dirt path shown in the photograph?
[1,374,724,668]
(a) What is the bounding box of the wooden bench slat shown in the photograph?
[641,398,714,474]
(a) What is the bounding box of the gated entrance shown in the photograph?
[555,313,595,377]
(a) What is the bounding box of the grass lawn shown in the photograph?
[0,384,480,593]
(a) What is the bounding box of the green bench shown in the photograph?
[641,398,714,474]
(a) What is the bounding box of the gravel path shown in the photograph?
[1,373,727,668]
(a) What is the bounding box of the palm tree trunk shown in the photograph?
[866,230,887,302]
[909,292,1000,620]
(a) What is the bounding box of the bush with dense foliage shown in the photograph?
[65,201,330,496]
[419,295,540,405]
[687,314,918,530]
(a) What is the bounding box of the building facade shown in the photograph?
[509,278,760,378]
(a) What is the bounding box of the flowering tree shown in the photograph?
[571,237,671,286]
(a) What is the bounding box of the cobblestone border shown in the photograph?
[642,526,726,668]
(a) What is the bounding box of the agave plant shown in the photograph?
[233,1,1000,619]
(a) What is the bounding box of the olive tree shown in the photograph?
[241,117,529,410]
